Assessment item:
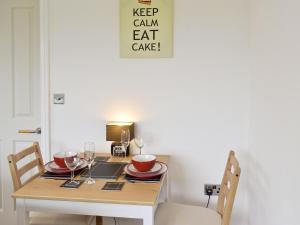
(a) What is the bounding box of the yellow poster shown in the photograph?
[120,0,173,58]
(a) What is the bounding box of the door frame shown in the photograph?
[39,0,50,162]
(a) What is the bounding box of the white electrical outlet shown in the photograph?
[204,184,221,196]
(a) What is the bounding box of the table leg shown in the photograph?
[143,217,154,225]
[143,209,154,225]
[158,173,169,204]
[166,171,170,201]
[16,199,29,225]
[96,216,103,225]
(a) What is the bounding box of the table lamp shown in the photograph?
[106,122,135,156]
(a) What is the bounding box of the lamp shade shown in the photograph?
[106,122,135,142]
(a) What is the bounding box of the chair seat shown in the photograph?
[155,203,221,225]
[29,212,94,225]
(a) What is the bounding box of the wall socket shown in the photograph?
[204,184,221,196]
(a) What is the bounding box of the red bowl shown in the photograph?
[53,151,77,168]
[131,154,156,172]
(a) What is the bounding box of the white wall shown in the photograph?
[49,0,249,224]
[248,0,300,225]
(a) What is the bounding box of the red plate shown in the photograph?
[124,162,167,178]
[45,159,87,174]
[127,162,162,176]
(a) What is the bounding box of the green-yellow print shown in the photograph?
[120,0,173,58]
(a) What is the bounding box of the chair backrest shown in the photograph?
[7,142,45,191]
[217,151,241,225]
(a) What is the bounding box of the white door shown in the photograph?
[0,0,40,224]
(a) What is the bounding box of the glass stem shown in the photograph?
[71,169,74,182]
[88,164,92,179]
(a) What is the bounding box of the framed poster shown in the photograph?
[120,0,173,58]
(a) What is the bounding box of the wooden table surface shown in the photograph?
[12,154,169,206]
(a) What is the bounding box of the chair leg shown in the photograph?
[96,216,103,225]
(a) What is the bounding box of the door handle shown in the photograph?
[18,127,41,134]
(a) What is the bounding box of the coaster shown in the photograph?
[101,182,125,191]
[60,180,84,188]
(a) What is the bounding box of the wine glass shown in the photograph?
[84,142,96,184]
[134,136,144,154]
[64,152,80,185]
[120,129,130,157]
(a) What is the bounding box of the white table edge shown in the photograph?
[15,172,169,225]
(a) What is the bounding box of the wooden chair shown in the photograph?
[7,142,95,225]
[155,150,241,225]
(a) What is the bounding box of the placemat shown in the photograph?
[81,162,127,179]
[41,170,83,180]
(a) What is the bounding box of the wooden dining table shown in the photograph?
[12,153,170,225]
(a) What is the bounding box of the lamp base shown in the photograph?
[111,142,129,156]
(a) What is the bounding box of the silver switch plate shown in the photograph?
[53,93,65,104]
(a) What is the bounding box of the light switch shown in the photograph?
[53,93,65,104]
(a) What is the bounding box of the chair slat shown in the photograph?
[18,159,40,177]
[34,143,45,173]
[229,156,239,169]
[7,142,94,225]
[217,150,241,225]
[14,146,36,162]
[7,142,44,191]
[225,170,233,183]
[7,154,22,191]
[223,184,230,196]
